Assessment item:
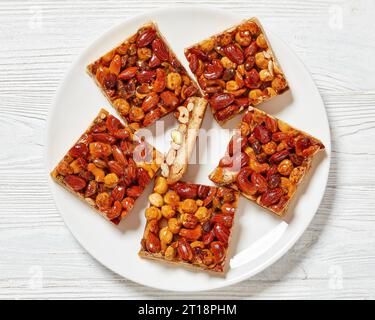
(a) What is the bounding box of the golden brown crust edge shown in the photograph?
[138,250,224,275]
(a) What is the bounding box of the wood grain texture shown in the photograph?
[0,0,375,299]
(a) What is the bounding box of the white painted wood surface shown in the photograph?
[0,0,374,299]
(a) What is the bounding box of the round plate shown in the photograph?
[47,7,331,291]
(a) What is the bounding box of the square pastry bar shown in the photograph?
[51,109,162,225]
[87,22,201,129]
[185,18,289,124]
[139,178,239,273]
[209,107,325,216]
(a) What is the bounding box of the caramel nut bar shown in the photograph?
[185,18,289,125]
[209,107,324,216]
[139,180,239,273]
[51,109,162,225]
[161,96,208,184]
[87,22,201,130]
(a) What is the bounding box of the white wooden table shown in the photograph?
[1,0,374,299]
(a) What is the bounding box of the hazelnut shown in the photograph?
[289,166,306,184]
[161,205,176,219]
[200,38,215,52]
[153,176,168,194]
[262,141,277,155]
[264,87,277,98]
[272,75,288,92]
[259,69,274,82]
[221,56,237,69]
[168,217,181,234]
[226,80,240,91]
[113,98,130,116]
[145,206,162,220]
[196,199,203,207]
[164,191,180,205]
[96,192,111,210]
[129,106,145,122]
[159,227,173,244]
[104,173,119,188]
[255,52,269,69]
[194,206,210,223]
[164,246,175,260]
[149,193,164,207]
[249,89,263,105]
[137,47,152,61]
[235,30,252,46]
[278,159,294,176]
[181,199,198,214]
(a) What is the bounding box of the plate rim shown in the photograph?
[45,6,331,292]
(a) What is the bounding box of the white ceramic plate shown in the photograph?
[47,7,331,291]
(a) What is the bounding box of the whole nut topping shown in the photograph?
[210,108,325,216]
[185,19,289,123]
[88,23,200,128]
[141,181,239,272]
[137,28,157,47]
[51,109,161,225]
